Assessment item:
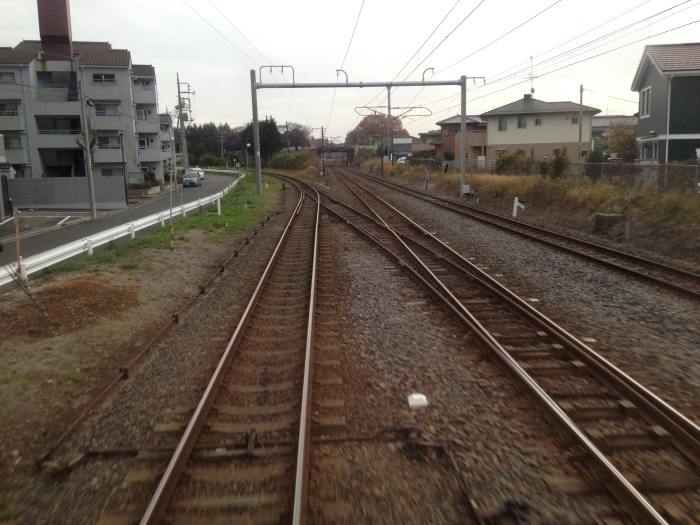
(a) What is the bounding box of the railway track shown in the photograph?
[338,166,700,302]
[292,167,700,523]
[94,182,320,524]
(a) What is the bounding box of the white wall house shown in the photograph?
[480,94,600,163]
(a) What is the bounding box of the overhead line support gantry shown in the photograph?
[250,68,479,196]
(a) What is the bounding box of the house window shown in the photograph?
[497,149,508,156]
[571,116,579,125]
[534,118,542,126]
[101,167,124,177]
[92,73,116,83]
[640,87,651,117]
[517,117,526,129]
[653,141,659,159]
[97,135,121,149]
[138,138,147,149]
[0,72,15,83]
[498,117,507,132]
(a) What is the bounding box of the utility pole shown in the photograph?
[321,126,325,179]
[250,70,262,194]
[286,121,291,152]
[578,84,584,177]
[177,75,192,176]
[75,54,97,219]
[387,87,392,164]
[220,134,225,158]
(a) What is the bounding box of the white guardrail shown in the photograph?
[1,175,244,288]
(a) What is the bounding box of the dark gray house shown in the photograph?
[631,43,700,163]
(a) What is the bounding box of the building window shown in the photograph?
[517,117,526,129]
[138,138,148,149]
[534,118,542,126]
[95,103,119,116]
[0,72,15,83]
[498,117,507,132]
[3,136,21,150]
[101,167,124,177]
[653,141,659,159]
[0,103,19,115]
[98,135,122,149]
[640,87,651,117]
[571,116,579,125]
[497,149,508,156]
[92,73,116,83]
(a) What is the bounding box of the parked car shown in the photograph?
[396,157,407,164]
[183,171,201,187]
[191,167,204,180]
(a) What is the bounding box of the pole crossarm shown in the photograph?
[256,79,462,89]
[259,65,295,84]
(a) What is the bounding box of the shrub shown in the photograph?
[270,150,322,171]
[495,150,535,175]
[443,151,455,161]
[550,148,570,179]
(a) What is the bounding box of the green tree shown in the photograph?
[240,118,283,166]
[605,122,637,162]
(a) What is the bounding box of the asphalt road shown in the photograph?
[0,172,239,269]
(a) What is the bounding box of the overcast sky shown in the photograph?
[4,0,700,141]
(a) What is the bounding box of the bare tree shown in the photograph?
[345,114,407,145]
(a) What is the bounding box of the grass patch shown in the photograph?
[0,499,19,521]
[63,373,80,383]
[82,356,98,366]
[33,174,281,278]
[3,372,26,385]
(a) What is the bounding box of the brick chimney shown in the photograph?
[37,0,73,61]
[524,94,532,101]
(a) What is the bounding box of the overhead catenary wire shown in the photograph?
[327,0,366,129]
[407,16,700,128]
[181,0,310,127]
[405,0,698,124]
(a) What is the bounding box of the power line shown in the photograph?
[473,0,655,87]
[357,0,485,133]
[327,0,366,129]
[584,88,638,105]
[180,0,259,65]
[435,0,563,75]
[407,1,698,120]
[482,0,696,88]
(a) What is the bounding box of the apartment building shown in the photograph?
[0,0,165,210]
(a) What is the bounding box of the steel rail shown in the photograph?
[336,168,700,455]
[293,186,321,525]
[140,183,317,524]
[324,168,672,523]
[342,167,700,301]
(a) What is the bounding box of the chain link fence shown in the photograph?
[453,159,700,193]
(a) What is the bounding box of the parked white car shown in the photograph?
[191,167,204,180]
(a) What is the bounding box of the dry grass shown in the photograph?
[361,159,700,265]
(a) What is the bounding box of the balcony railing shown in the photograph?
[0,110,19,116]
[38,129,81,134]
[4,143,22,150]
